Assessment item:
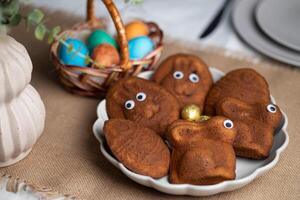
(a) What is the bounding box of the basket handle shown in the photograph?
[87,0,131,70]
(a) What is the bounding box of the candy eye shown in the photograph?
[189,73,199,83]
[267,104,277,113]
[124,100,135,110]
[223,119,234,129]
[136,92,146,101]
[173,71,184,79]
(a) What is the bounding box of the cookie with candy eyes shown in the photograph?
[215,97,283,159]
[106,77,180,137]
[204,68,271,116]
[152,53,213,110]
[167,116,237,185]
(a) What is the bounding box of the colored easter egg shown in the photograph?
[87,29,118,52]
[128,36,154,60]
[58,38,89,67]
[92,44,120,67]
[125,20,149,40]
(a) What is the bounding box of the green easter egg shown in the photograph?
[87,30,118,52]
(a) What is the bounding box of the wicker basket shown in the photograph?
[50,0,163,97]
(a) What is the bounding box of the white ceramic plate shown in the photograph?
[256,0,300,52]
[92,68,289,196]
[232,0,300,67]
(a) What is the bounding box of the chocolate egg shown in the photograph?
[87,29,118,52]
[128,36,154,60]
[58,38,89,67]
[92,44,120,67]
[125,20,149,40]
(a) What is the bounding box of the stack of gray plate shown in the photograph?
[232,0,300,67]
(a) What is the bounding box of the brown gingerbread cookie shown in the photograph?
[167,116,237,185]
[204,68,270,116]
[104,119,170,178]
[216,97,282,159]
[106,77,180,137]
[152,53,213,110]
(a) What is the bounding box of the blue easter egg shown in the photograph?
[58,38,89,67]
[128,36,154,60]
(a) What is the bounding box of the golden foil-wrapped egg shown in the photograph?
[199,115,210,121]
[181,104,202,122]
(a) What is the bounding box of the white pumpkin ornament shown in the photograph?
[0,35,46,167]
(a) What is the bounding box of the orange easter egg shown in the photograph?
[91,44,120,67]
[125,21,149,40]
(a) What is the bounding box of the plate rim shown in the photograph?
[92,69,289,196]
[232,0,300,67]
[255,0,300,52]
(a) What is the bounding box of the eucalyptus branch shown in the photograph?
[22,9,104,68]
[0,0,144,68]
[1,5,105,68]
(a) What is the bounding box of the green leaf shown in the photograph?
[27,9,44,25]
[51,26,61,37]
[34,24,46,40]
[84,56,91,65]
[67,44,74,53]
[9,13,21,26]
[2,0,20,16]
[1,0,20,25]
[47,35,54,44]
[124,0,143,5]
[47,26,61,44]
[132,0,144,4]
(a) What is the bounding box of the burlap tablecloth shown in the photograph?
[1,8,299,200]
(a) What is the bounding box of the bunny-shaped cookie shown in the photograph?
[204,68,270,116]
[167,116,237,185]
[152,53,213,110]
[106,77,180,138]
[216,97,283,159]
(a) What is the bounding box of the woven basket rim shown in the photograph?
[50,20,163,74]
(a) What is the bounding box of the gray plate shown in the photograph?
[256,0,300,52]
[232,0,300,67]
